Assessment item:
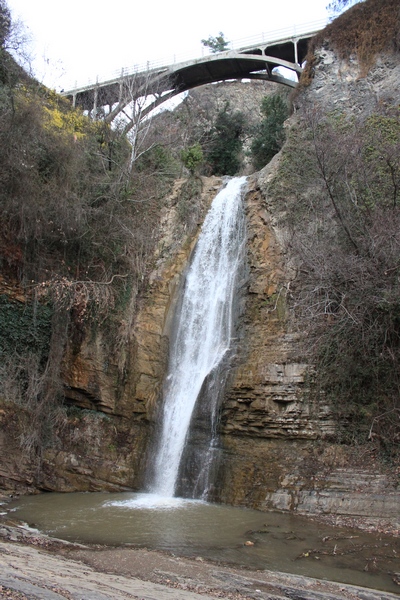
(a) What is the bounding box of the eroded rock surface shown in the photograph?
[0,40,399,530]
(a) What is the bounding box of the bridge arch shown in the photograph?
[62,22,324,132]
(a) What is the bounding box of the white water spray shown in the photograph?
[151,177,247,498]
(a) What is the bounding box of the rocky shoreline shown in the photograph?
[0,519,399,600]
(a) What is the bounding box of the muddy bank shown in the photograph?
[0,523,399,600]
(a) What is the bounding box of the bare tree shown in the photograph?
[101,66,176,172]
[283,103,400,457]
[119,73,159,169]
[0,0,32,73]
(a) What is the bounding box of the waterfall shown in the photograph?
[150,176,247,499]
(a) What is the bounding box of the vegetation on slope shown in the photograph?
[2,0,398,472]
[302,0,400,83]
[268,100,400,463]
[250,94,289,171]
[299,0,400,463]
[205,102,246,175]
[174,85,288,176]
[0,0,277,461]
[0,0,186,456]
[262,0,399,464]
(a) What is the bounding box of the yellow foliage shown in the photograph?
[42,105,89,139]
[16,84,102,140]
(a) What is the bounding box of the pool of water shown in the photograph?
[3,491,399,593]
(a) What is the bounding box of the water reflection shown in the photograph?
[4,491,400,593]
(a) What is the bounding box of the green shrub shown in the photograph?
[250,94,288,170]
[206,103,245,175]
[181,143,204,175]
[0,295,52,365]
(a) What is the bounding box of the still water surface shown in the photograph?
[4,491,399,593]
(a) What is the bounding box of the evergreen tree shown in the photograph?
[0,0,11,47]
[201,32,229,53]
[206,103,245,175]
[181,143,204,175]
[250,94,288,170]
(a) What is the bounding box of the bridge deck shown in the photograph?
[61,19,326,123]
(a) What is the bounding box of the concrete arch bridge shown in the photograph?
[62,19,326,133]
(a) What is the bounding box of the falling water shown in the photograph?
[150,177,247,499]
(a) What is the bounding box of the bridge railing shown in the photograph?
[64,18,328,93]
[226,18,327,51]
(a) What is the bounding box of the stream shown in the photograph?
[3,491,399,594]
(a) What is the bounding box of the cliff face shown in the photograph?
[0,176,223,494]
[210,45,400,520]
[0,31,399,530]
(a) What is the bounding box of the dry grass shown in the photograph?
[301,0,400,84]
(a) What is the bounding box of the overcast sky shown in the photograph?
[7,0,331,91]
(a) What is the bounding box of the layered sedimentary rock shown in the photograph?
[211,48,400,520]
[0,38,398,531]
[220,178,334,441]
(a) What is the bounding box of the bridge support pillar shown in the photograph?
[294,39,299,65]
[92,84,98,119]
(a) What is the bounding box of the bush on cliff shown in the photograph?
[0,1,180,458]
[302,0,400,84]
[276,104,400,461]
[205,102,246,175]
[250,94,289,170]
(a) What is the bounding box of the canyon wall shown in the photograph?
[0,40,399,532]
[211,46,400,526]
